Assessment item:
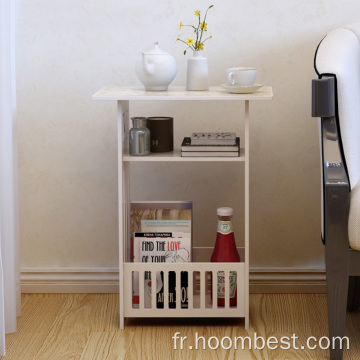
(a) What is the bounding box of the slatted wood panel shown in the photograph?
[2,294,360,359]
[124,262,245,318]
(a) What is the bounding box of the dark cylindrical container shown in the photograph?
[147,117,174,153]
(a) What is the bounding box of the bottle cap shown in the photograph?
[131,117,147,128]
[217,207,233,216]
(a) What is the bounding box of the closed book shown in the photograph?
[181,137,240,151]
[181,151,239,157]
[191,132,236,145]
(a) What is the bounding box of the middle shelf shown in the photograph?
[123,148,245,162]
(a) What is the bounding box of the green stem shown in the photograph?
[199,6,212,46]
[182,24,196,29]
[202,36,212,43]
[195,15,200,49]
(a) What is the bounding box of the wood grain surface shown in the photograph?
[2,294,360,359]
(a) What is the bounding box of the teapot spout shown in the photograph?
[142,53,154,75]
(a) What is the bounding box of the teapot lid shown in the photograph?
[143,42,169,55]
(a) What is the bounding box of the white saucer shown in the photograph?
[221,84,263,94]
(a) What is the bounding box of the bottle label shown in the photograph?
[217,221,233,234]
[217,271,237,298]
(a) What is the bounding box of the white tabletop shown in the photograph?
[93,85,273,101]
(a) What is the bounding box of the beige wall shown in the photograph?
[15,0,360,274]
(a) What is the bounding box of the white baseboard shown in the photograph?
[21,268,120,293]
[250,267,326,293]
[21,267,326,294]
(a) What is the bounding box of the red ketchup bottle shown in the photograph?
[211,207,240,307]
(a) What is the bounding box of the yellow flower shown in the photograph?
[180,21,184,29]
[196,42,204,51]
[200,22,207,30]
[195,10,200,16]
[186,37,194,46]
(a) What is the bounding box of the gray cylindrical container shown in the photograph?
[147,116,174,153]
[129,117,150,156]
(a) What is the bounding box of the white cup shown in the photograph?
[226,67,257,86]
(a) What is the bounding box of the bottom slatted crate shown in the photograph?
[123,247,246,319]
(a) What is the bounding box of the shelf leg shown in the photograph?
[245,100,250,330]
[118,100,130,330]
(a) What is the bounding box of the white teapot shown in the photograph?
[135,42,177,91]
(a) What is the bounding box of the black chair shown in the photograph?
[312,23,360,360]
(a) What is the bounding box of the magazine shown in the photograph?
[136,233,190,308]
[130,201,192,308]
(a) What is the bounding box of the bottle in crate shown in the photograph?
[211,207,240,307]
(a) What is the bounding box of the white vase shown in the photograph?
[186,51,209,91]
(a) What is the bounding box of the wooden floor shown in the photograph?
[2,294,360,359]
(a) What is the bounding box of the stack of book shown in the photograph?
[181,132,240,157]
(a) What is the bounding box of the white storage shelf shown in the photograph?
[123,148,245,162]
[125,247,246,318]
[93,85,273,101]
[93,85,273,329]
[125,262,245,318]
